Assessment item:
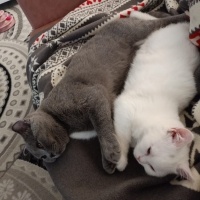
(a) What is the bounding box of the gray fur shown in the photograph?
[12,13,189,174]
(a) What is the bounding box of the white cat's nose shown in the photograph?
[136,156,143,164]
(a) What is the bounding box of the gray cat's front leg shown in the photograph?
[87,85,120,174]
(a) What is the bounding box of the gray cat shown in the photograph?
[12,12,189,174]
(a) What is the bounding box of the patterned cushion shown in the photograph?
[189,0,200,46]
[0,39,31,177]
[0,2,64,199]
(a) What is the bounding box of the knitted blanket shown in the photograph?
[26,0,200,199]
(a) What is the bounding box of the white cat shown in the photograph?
[114,21,200,181]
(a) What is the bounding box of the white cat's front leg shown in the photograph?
[116,133,130,171]
[114,97,132,171]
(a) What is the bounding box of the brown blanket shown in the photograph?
[27,0,200,199]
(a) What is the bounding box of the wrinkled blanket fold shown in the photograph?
[46,138,200,200]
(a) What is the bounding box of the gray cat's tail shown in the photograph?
[129,13,189,43]
[104,12,189,43]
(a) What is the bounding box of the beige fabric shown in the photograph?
[0,159,63,200]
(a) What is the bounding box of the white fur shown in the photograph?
[130,11,157,20]
[70,130,97,140]
[115,22,200,180]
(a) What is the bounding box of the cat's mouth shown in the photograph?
[43,157,57,163]
[41,155,57,163]
[136,158,156,172]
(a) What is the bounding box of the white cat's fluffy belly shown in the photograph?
[115,22,200,179]
[125,23,198,110]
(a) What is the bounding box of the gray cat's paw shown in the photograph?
[102,155,116,174]
[101,136,120,164]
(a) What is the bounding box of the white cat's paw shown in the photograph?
[130,11,156,20]
[117,155,128,171]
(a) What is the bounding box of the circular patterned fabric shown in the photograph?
[0,39,32,177]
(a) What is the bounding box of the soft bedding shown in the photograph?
[26,0,200,199]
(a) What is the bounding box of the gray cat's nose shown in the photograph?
[50,153,56,158]
[41,155,47,159]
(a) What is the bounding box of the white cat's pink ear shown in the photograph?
[168,128,194,147]
[176,163,194,181]
[12,120,30,136]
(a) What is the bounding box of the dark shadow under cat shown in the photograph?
[12,12,189,174]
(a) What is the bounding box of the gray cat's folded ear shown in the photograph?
[12,120,30,136]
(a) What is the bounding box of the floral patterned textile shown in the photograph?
[0,160,63,200]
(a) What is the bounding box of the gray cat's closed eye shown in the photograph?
[36,141,44,149]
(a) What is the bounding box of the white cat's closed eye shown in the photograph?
[147,147,151,155]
